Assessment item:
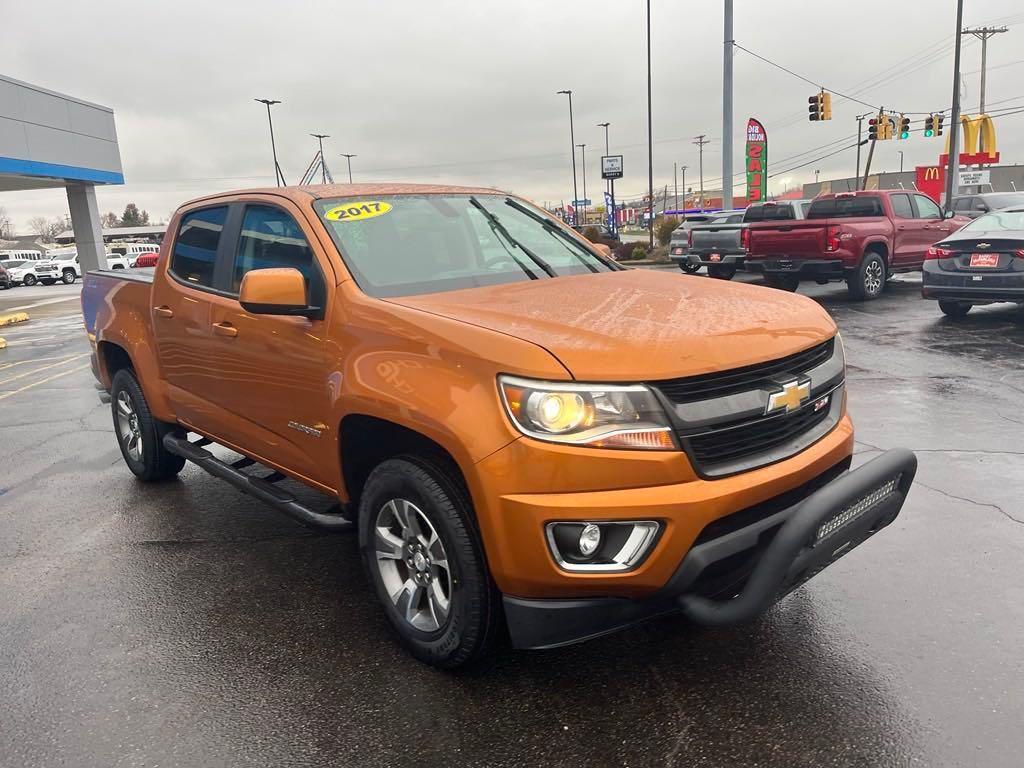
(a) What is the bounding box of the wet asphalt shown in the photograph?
[1,273,1023,768]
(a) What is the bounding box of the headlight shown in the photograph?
[498,375,676,450]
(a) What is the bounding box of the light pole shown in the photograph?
[945,0,965,207]
[340,153,356,183]
[576,143,587,225]
[255,98,284,186]
[694,135,709,212]
[815,169,820,183]
[597,122,610,197]
[674,162,678,214]
[680,165,687,214]
[557,90,579,225]
[722,0,734,209]
[310,133,329,184]
[645,0,654,248]
[897,151,904,173]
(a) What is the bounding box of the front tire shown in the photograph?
[846,252,886,300]
[62,269,77,285]
[938,299,972,317]
[110,369,185,481]
[22,274,37,286]
[678,262,702,274]
[358,456,500,669]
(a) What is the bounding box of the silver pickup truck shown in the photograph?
[682,200,814,280]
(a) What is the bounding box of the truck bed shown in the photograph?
[81,269,154,344]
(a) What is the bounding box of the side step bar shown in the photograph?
[162,433,353,531]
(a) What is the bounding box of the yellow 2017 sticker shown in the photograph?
[324,201,392,222]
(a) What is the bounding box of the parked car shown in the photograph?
[571,223,620,242]
[111,243,161,266]
[82,183,916,669]
[922,205,1024,316]
[668,214,716,273]
[0,259,59,286]
[41,250,128,284]
[948,191,1024,219]
[681,210,748,279]
[132,252,160,268]
[744,190,970,299]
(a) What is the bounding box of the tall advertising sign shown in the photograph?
[745,118,768,203]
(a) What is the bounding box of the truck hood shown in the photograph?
[387,269,836,381]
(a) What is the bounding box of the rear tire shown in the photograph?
[62,269,77,285]
[22,274,37,286]
[846,252,886,300]
[938,299,972,317]
[358,456,500,669]
[678,262,702,274]
[708,265,737,280]
[110,369,185,481]
[765,274,799,292]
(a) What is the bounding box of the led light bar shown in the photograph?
[816,475,900,543]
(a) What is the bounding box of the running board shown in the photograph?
[162,433,352,531]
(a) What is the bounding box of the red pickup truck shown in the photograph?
[744,190,969,299]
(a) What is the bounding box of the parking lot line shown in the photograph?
[0,354,81,370]
[0,363,89,401]
[0,354,88,386]
[0,296,81,313]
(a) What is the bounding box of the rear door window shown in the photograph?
[170,206,227,287]
[807,196,885,218]
[890,194,914,219]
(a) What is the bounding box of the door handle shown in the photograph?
[154,306,174,318]
[212,322,238,338]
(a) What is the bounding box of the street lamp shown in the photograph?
[576,143,587,225]
[645,0,654,248]
[255,98,284,186]
[340,154,356,183]
[597,122,610,197]
[815,169,820,183]
[557,90,579,224]
[310,133,329,184]
[897,150,904,173]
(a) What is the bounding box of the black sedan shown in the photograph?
[922,207,1024,317]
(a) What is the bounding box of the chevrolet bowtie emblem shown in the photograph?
[766,379,811,415]
[976,242,991,249]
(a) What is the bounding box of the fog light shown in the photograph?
[578,523,601,556]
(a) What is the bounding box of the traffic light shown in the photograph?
[898,114,910,140]
[808,93,822,121]
[868,117,878,141]
[924,114,935,137]
[879,115,893,140]
[935,113,944,136]
[821,92,832,120]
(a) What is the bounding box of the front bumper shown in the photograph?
[922,260,1024,303]
[745,258,845,279]
[504,448,916,649]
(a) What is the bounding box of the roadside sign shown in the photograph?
[573,199,591,207]
[745,118,768,203]
[601,155,623,180]
[958,170,990,186]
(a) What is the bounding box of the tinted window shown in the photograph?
[171,207,226,287]
[232,206,318,298]
[952,197,972,212]
[807,196,885,218]
[890,194,914,219]
[914,195,942,219]
[799,202,811,217]
[743,204,794,222]
[984,193,1024,209]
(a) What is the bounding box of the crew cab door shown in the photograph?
[909,193,948,268]
[201,200,338,491]
[888,193,921,267]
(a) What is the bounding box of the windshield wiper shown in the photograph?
[468,197,557,278]
[504,198,603,273]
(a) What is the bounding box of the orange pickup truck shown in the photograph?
[82,183,916,668]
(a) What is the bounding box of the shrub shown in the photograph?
[631,246,649,261]
[582,226,602,242]
[615,241,648,261]
[655,215,680,246]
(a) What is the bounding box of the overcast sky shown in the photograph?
[4,0,1024,230]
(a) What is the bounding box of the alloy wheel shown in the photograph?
[115,390,144,462]
[864,259,883,295]
[373,498,451,632]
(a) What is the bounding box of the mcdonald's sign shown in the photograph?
[939,113,999,166]
[916,165,945,204]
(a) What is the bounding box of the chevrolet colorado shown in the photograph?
[82,183,917,668]
[744,190,969,299]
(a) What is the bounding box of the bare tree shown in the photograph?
[27,215,66,243]
[0,206,12,240]
[101,211,120,229]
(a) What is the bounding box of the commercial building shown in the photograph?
[0,74,123,270]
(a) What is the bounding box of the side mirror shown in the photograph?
[975,204,988,212]
[943,209,957,219]
[239,268,318,317]
[593,243,613,260]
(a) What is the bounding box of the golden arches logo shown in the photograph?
[946,114,998,160]
[923,167,940,181]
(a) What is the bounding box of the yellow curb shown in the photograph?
[0,338,6,350]
[0,312,29,327]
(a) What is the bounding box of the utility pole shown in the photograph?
[722,0,734,209]
[897,151,904,173]
[340,153,356,183]
[673,162,678,214]
[815,169,820,184]
[855,114,865,188]
[576,143,587,224]
[598,122,610,196]
[945,0,965,208]
[310,134,329,184]
[255,98,284,186]
[557,90,579,225]
[694,135,709,212]
[646,0,655,249]
[680,165,686,213]
[862,108,882,190]
[962,26,1008,113]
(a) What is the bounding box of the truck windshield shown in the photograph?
[807,197,884,218]
[314,194,615,297]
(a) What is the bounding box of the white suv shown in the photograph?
[1,259,60,286]
[44,251,129,284]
